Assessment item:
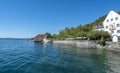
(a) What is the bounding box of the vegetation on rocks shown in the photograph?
[95,40,106,46]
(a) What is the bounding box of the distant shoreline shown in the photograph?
[0,38,29,40]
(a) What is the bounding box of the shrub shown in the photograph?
[95,40,106,46]
[88,31,111,40]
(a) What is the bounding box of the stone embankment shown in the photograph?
[53,40,97,49]
[104,42,120,52]
[53,40,120,52]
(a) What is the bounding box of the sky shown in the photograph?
[0,0,120,38]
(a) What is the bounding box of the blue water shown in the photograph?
[0,39,120,73]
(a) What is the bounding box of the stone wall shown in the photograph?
[105,42,120,52]
[53,40,120,52]
[53,40,97,49]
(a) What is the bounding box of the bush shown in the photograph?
[88,31,111,40]
[95,40,106,46]
[76,31,87,37]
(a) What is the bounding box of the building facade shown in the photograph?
[94,10,120,42]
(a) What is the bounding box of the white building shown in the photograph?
[43,38,51,43]
[94,10,120,42]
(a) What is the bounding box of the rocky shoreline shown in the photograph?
[53,40,120,52]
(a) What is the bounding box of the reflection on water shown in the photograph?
[0,39,120,73]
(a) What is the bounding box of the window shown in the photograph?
[111,18,113,21]
[106,26,108,29]
[115,17,118,20]
[117,30,120,33]
[111,30,114,33]
[107,19,109,22]
[117,24,120,27]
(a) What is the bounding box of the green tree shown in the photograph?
[87,31,111,40]
[51,13,110,40]
[76,31,87,37]
[45,32,51,38]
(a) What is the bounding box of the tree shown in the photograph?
[51,14,109,40]
[45,32,51,38]
[52,34,58,40]
[76,31,87,37]
[87,31,111,40]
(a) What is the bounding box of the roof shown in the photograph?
[35,34,47,39]
[118,11,120,15]
[118,12,120,15]
[111,10,120,15]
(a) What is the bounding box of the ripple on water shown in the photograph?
[0,39,120,73]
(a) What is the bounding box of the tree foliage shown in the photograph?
[45,32,51,38]
[76,31,87,37]
[51,14,111,40]
[88,31,111,40]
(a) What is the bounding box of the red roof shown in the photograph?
[35,34,47,39]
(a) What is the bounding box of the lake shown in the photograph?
[0,39,120,73]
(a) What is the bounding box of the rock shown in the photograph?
[96,44,104,49]
[105,43,120,52]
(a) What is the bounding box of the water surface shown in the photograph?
[0,39,120,73]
